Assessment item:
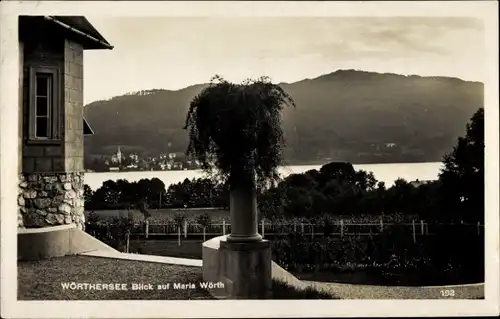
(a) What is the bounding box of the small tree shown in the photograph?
[184,75,295,242]
[107,216,135,252]
[173,213,187,246]
[196,212,212,241]
[83,184,94,209]
[137,199,151,220]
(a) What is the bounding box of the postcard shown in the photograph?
[1,1,498,318]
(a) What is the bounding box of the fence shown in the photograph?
[131,219,484,243]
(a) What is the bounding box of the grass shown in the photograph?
[129,239,203,259]
[272,280,337,299]
[18,256,214,300]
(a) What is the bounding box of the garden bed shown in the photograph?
[125,239,483,287]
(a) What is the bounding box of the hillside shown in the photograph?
[83,69,483,165]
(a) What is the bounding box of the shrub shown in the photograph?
[270,224,483,282]
[85,216,136,251]
[86,211,100,223]
[173,213,187,227]
[196,212,212,228]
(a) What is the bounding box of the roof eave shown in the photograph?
[44,16,114,50]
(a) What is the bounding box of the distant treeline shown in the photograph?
[84,164,477,224]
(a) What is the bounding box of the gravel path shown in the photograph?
[303,280,484,299]
[18,256,214,300]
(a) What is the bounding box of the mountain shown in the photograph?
[83,69,484,165]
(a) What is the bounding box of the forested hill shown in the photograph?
[83,69,483,165]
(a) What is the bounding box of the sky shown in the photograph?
[83,16,485,104]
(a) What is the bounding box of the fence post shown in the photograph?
[184,220,188,238]
[340,219,344,238]
[294,222,297,233]
[477,221,480,236]
[223,220,226,236]
[412,220,416,243]
[420,220,424,235]
[301,223,304,234]
[145,220,149,239]
[261,220,265,238]
[380,218,383,232]
[311,224,314,240]
[178,226,181,246]
[126,233,130,253]
[203,227,206,242]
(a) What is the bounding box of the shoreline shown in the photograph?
[83,162,442,191]
[86,160,442,174]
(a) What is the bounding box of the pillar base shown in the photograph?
[226,233,262,243]
[219,239,272,299]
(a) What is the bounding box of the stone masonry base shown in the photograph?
[219,239,272,299]
[18,172,85,229]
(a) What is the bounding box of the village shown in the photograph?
[91,146,203,172]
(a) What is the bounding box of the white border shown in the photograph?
[1,1,498,318]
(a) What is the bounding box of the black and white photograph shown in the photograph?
[1,1,498,318]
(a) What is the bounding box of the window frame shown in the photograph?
[27,66,61,144]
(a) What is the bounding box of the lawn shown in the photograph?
[18,256,213,300]
[129,239,203,259]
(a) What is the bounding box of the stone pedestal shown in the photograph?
[219,239,272,299]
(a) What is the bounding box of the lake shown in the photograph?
[84,162,443,190]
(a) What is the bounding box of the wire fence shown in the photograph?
[129,219,484,243]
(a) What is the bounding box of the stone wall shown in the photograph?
[18,172,85,229]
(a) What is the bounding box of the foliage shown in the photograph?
[438,108,484,223]
[270,224,484,284]
[85,215,137,252]
[164,177,229,209]
[173,213,187,227]
[86,178,166,210]
[83,184,94,208]
[86,211,99,223]
[184,76,295,189]
[196,212,212,228]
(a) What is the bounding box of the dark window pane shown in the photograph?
[36,117,49,138]
[36,97,48,116]
[36,76,48,96]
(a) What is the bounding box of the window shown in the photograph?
[28,67,60,142]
